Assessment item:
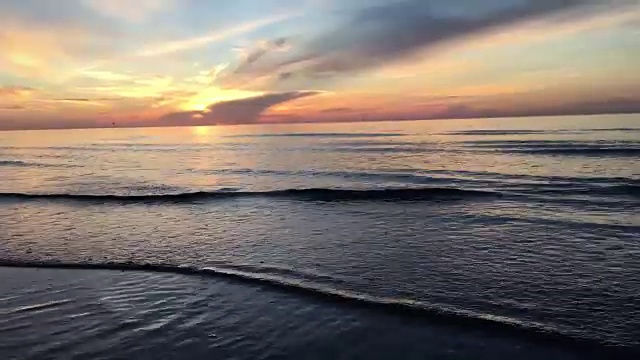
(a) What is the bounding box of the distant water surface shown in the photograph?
[1,114,639,359]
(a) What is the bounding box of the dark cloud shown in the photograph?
[0,105,25,110]
[295,0,601,76]
[233,37,289,75]
[537,96,640,117]
[288,95,640,123]
[230,37,289,82]
[159,91,321,126]
[55,98,91,102]
[229,0,628,84]
[0,115,107,131]
[320,107,353,114]
[434,104,476,119]
[54,97,123,102]
[278,72,293,81]
[431,96,640,120]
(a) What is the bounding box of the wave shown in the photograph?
[530,188,640,200]
[1,299,75,315]
[0,145,216,152]
[329,146,436,153]
[462,140,640,157]
[0,160,75,168]
[444,130,555,135]
[418,169,638,185]
[461,141,640,157]
[585,128,640,132]
[443,128,640,136]
[306,141,640,157]
[504,148,640,156]
[0,187,496,203]
[520,183,640,197]
[200,169,431,184]
[0,259,619,352]
[601,184,640,196]
[226,132,407,138]
[464,140,640,147]
[0,160,33,167]
[200,169,640,197]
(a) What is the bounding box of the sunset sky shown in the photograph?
[0,0,639,130]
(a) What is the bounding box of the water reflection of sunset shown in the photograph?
[191,126,213,137]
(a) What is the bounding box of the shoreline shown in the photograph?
[1,266,637,359]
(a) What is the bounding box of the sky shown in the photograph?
[0,0,639,130]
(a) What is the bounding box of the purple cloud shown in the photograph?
[225,0,629,86]
[159,91,321,126]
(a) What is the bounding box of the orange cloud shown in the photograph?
[0,86,36,99]
[0,21,118,79]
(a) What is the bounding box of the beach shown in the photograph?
[2,267,632,360]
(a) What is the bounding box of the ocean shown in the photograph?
[1,114,639,359]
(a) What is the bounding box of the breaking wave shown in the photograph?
[0,259,619,352]
[0,160,75,168]
[0,187,496,203]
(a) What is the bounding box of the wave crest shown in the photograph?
[1,259,634,354]
[0,260,575,344]
[0,160,74,168]
[0,187,496,203]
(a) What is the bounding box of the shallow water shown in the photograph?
[1,114,639,358]
[0,267,625,360]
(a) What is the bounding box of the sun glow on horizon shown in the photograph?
[180,87,262,112]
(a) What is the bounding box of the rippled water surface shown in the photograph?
[1,115,639,359]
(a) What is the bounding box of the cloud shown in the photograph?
[186,63,229,85]
[0,86,35,98]
[547,96,640,116]
[0,0,112,29]
[228,0,632,85]
[320,107,352,113]
[0,104,25,110]
[136,14,293,57]
[75,75,176,99]
[79,70,133,81]
[0,1,124,77]
[53,97,123,103]
[82,0,175,22]
[56,98,92,102]
[159,91,321,125]
[46,98,108,107]
[234,37,290,73]
[426,95,640,120]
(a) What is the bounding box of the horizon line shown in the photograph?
[1,111,638,132]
